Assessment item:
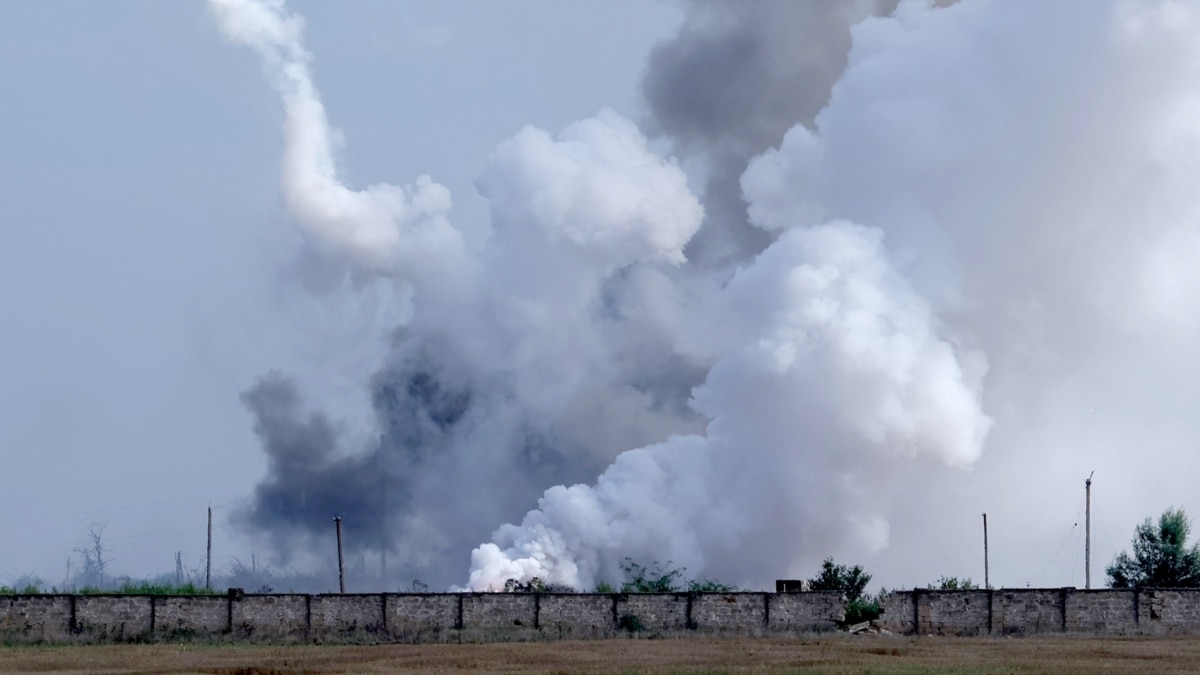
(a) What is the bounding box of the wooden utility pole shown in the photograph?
[206,506,213,591]
[1085,472,1094,589]
[983,513,989,590]
[334,516,346,593]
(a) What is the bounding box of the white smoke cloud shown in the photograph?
[208,0,465,280]
[213,0,1200,592]
[479,111,702,268]
[468,0,1200,590]
[467,221,990,590]
[745,0,1200,587]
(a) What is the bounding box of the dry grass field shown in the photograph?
[3,636,1200,674]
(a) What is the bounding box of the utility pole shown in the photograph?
[983,513,989,590]
[1085,472,1094,590]
[334,516,346,594]
[206,506,213,591]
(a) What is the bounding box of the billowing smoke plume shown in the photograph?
[465,0,1200,590]
[469,221,990,589]
[213,0,1200,591]
[642,0,903,266]
[211,0,709,587]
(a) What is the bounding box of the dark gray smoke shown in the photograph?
[236,373,391,568]
[208,0,716,588]
[237,352,576,587]
[238,317,705,589]
[643,0,901,267]
[216,0,920,590]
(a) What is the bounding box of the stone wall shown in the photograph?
[17,588,1200,642]
[916,590,991,636]
[0,591,843,644]
[993,589,1062,636]
[156,595,228,638]
[692,593,765,635]
[74,596,152,641]
[538,593,614,639]
[769,591,844,634]
[0,595,71,642]
[233,594,308,641]
[1064,590,1136,634]
[385,593,457,642]
[877,588,1200,636]
[460,593,539,642]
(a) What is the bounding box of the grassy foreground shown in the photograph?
[2,636,1199,674]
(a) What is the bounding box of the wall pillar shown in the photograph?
[1059,588,1068,633]
[380,593,388,634]
[986,589,994,634]
[912,588,921,635]
[304,594,312,642]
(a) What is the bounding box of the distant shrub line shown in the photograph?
[1,581,218,596]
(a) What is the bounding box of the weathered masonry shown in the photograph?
[13,587,1200,643]
[878,588,1200,636]
[0,591,843,644]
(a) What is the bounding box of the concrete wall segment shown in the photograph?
[19,587,1200,643]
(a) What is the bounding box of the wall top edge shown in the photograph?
[0,590,849,600]
[897,587,1200,594]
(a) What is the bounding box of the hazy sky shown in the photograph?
[4,0,1196,595]
[0,0,682,587]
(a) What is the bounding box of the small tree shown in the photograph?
[809,558,879,626]
[73,524,112,589]
[808,557,871,602]
[1107,507,1200,589]
[619,558,687,593]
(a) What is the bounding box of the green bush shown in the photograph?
[77,581,218,595]
[0,575,46,594]
[598,557,737,594]
[620,558,686,593]
[805,558,886,628]
[930,576,978,590]
[1,584,45,595]
[618,613,644,633]
[809,558,871,602]
[688,578,738,592]
[845,598,880,624]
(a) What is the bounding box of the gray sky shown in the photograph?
[0,0,682,587]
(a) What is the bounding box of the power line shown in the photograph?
[1030,492,1086,586]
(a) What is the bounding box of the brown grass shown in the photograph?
[3,635,1200,674]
